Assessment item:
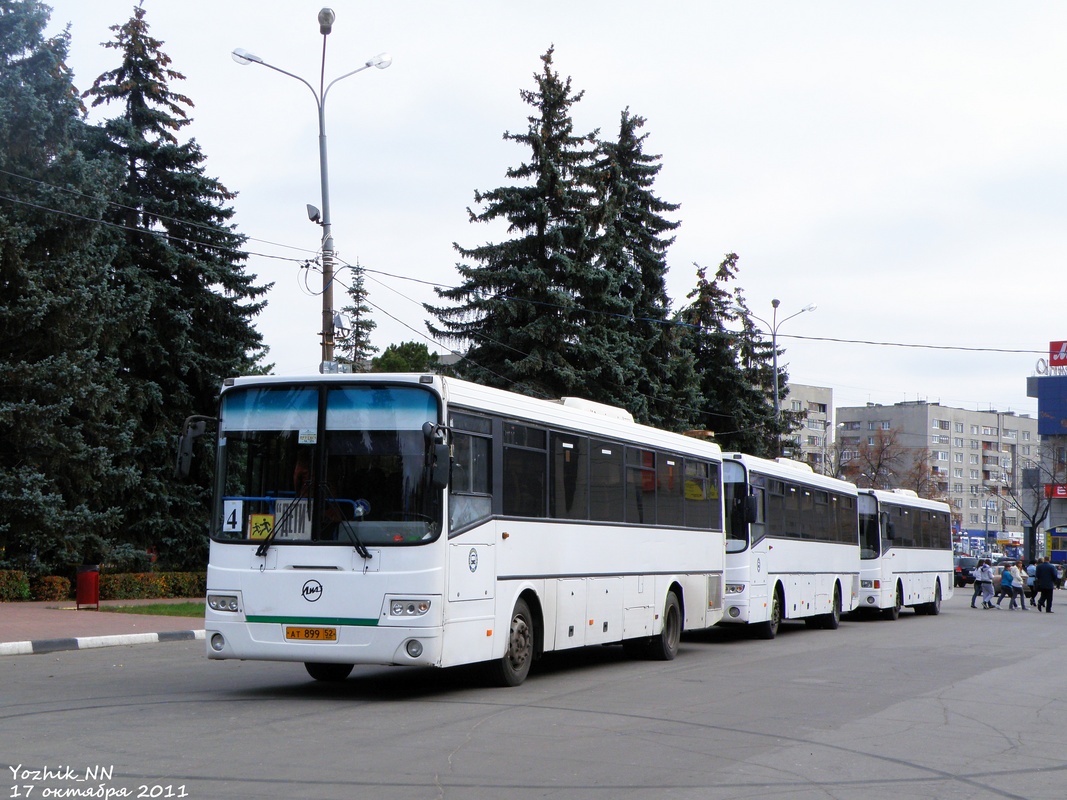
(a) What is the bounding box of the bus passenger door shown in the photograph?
[748,487,769,614]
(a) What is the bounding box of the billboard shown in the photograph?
[1052,341,1067,368]
[1036,375,1067,436]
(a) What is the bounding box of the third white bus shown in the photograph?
[857,488,954,618]
[721,453,860,638]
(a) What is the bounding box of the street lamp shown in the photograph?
[232,9,391,372]
[746,299,816,441]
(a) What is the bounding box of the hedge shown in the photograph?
[0,571,31,601]
[0,571,206,601]
[31,575,71,602]
[99,572,206,600]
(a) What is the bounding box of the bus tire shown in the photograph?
[646,591,682,661]
[487,598,534,687]
[881,582,902,621]
[925,582,942,616]
[820,586,842,630]
[754,586,782,640]
[304,662,354,682]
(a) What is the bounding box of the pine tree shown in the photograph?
[0,0,135,571]
[589,108,697,429]
[335,262,377,370]
[426,47,599,399]
[676,254,780,455]
[83,4,269,567]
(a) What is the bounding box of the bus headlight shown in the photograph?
[390,599,431,617]
[207,593,240,612]
[725,584,745,595]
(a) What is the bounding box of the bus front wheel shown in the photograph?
[487,598,534,687]
[754,587,782,640]
[882,582,902,621]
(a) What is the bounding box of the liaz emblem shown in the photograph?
[302,580,323,602]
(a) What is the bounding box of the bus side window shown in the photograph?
[450,431,492,531]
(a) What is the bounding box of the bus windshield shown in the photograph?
[723,461,749,553]
[214,383,442,546]
[857,493,880,559]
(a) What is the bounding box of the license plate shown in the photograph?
[285,626,337,641]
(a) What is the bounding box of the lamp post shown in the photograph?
[233,9,390,372]
[746,299,816,451]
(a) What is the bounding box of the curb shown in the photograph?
[1,629,205,657]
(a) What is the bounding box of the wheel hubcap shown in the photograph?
[508,616,531,669]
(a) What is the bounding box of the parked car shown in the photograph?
[955,556,979,587]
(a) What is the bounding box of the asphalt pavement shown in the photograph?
[0,597,205,656]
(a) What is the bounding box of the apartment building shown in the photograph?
[835,401,1039,550]
[782,383,833,472]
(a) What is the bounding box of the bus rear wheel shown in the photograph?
[646,591,682,660]
[304,662,354,682]
[923,582,942,616]
[820,586,842,630]
[487,598,534,687]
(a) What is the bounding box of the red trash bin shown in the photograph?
[76,565,100,610]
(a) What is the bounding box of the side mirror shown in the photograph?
[423,421,451,489]
[744,494,759,524]
[174,416,213,479]
[431,443,451,489]
[886,521,896,541]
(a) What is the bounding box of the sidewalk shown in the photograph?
[0,598,205,656]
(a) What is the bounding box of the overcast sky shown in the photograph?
[43,0,1067,420]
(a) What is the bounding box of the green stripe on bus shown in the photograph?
[247,615,379,627]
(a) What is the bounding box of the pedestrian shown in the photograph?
[1027,561,1038,606]
[1035,558,1056,613]
[971,560,986,608]
[974,560,997,609]
[994,564,1013,606]
[996,563,1018,609]
[1010,561,1027,610]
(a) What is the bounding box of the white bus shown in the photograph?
[857,489,954,618]
[184,374,726,686]
[720,453,860,639]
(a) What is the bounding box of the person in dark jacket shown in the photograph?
[1034,558,1057,613]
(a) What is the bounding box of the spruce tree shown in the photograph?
[0,0,134,571]
[335,262,377,370]
[83,4,268,567]
[427,47,599,399]
[589,108,697,429]
[676,255,780,455]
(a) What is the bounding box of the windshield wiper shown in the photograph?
[255,483,310,558]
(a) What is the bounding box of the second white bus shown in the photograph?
[857,488,954,618]
[721,453,860,638]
